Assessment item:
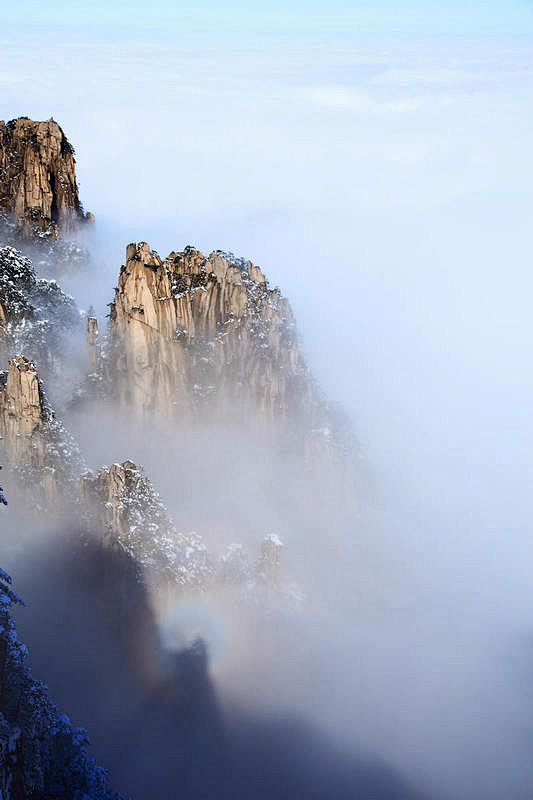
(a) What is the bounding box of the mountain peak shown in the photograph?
[0,116,93,240]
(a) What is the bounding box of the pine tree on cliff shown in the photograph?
[0,563,128,800]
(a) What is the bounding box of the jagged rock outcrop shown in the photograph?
[0,356,81,507]
[79,460,212,588]
[87,316,100,373]
[0,117,91,240]
[78,458,296,611]
[0,245,82,384]
[91,243,330,450]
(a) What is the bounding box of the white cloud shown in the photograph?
[304,85,421,113]
[371,67,489,86]
[0,73,23,87]
[371,65,533,87]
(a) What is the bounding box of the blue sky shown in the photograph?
[4,0,533,35]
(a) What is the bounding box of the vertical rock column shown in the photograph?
[86,316,100,373]
[0,356,80,504]
[0,356,45,463]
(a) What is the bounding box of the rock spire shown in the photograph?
[0,117,92,239]
[106,242,325,438]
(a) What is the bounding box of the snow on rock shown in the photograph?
[0,245,81,383]
[79,460,213,588]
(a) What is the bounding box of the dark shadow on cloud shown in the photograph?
[13,530,425,800]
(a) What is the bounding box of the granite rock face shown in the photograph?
[104,243,329,446]
[0,355,44,448]
[0,356,81,507]
[0,117,91,239]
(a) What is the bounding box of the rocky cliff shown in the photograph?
[0,350,286,602]
[80,460,212,589]
[0,117,91,240]
[0,356,81,508]
[96,243,331,453]
[78,459,289,605]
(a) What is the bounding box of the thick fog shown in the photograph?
[2,4,533,800]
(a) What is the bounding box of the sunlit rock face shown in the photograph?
[106,242,329,442]
[0,117,92,240]
[0,355,44,448]
[0,356,81,508]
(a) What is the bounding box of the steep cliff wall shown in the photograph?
[104,243,329,448]
[0,117,91,239]
[0,355,44,450]
[0,357,81,507]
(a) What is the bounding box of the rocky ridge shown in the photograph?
[0,355,207,590]
[0,117,92,240]
[82,242,336,462]
[79,460,291,606]
[80,460,212,589]
[0,118,342,629]
[108,243,316,421]
[0,354,288,602]
[0,116,371,800]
